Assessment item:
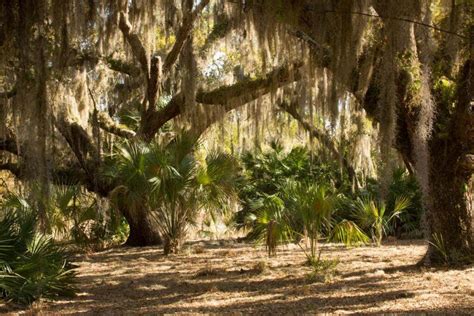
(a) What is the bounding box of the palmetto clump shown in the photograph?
[110,134,239,254]
[353,196,410,246]
[0,196,76,304]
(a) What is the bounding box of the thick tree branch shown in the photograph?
[97,111,136,139]
[146,56,162,115]
[163,0,210,73]
[118,0,209,133]
[0,121,112,192]
[54,117,114,196]
[118,13,163,115]
[196,63,302,105]
[67,49,140,76]
[104,56,141,77]
[0,161,112,195]
[0,130,99,190]
[119,12,149,76]
[141,62,303,139]
[55,117,98,174]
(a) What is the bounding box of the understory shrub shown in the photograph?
[109,134,239,254]
[0,196,76,304]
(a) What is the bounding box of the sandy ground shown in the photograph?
[1,239,474,315]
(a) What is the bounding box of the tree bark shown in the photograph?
[426,159,473,264]
[423,60,473,264]
[120,205,162,247]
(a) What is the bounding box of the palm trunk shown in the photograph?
[163,235,182,255]
[375,223,383,247]
[163,225,185,255]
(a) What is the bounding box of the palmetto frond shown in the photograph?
[248,194,292,256]
[352,195,410,246]
[331,219,369,246]
[0,205,76,304]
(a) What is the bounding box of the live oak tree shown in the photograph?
[0,0,472,263]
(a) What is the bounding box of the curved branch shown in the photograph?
[64,49,141,77]
[55,117,98,174]
[0,161,112,195]
[163,0,210,73]
[119,12,149,76]
[54,117,114,196]
[141,62,303,139]
[196,62,302,105]
[104,57,141,77]
[97,111,136,139]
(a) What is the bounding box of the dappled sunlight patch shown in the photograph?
[5,240,472,314]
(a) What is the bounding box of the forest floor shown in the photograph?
[2,239,474,315]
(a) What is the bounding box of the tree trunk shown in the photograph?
[423,60,473,265]
[120,206,162,247]
[425,161,473,264]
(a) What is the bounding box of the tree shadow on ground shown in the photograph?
[1,241,472,315]
[41,263,415,314]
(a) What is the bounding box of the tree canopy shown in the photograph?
[0,0,472,264]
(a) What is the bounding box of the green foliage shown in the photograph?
[386,169,423,237]
[235,143,368,257]
[284,182,337,260]
[331,220,370,246]
[353,195,410,246]
[235,142,348,232]
[19,183,125,249]
[0,197,76,305]
[49,186,106,247]
[306,250,339,283]
[428,233,449,265]
[243,179,368,257]
[108,140,153,218]
[247,194,292,256]
[108,134,239,254]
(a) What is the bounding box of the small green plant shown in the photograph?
[428,233,449,264]
[353,196,410,246]
[246,194,292,257]
[286,181,368,258]
[305,250,339,283]
[247,180,369,257]
[286,183,336,260]
[109,134,239,254]
[386,168,423,237]
[234,143,349,237]
[331,219,369,247]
